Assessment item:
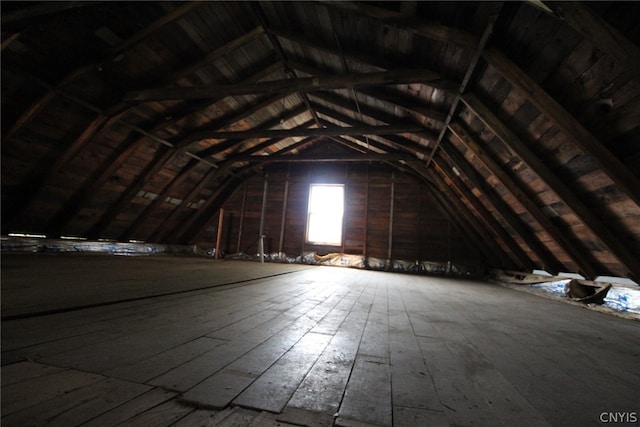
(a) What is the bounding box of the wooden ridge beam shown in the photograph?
[432,158,535,270]
[448,121,599,279]
[483,47,640,208]
[462,92,640,279]
[310,99,435,151]
[270,27,455,122]
[354,87,448,124]
[125,69,457,102]
[312,105,433,161]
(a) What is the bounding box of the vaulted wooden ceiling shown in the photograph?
[2,1,639,280]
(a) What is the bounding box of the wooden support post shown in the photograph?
[215,209,224,259]
[259,178,269,263]
[363,165,370,260]
[237,182,248,254]
[387,172,395,265]
[278,178,290,255]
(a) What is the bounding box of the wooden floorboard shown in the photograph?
[2,255,639,426]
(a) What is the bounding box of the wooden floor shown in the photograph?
[2,254,639,426]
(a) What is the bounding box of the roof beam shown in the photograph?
[177,176,241,244]
[483,47,640,208]
[316,1,478,48]
[427,169,518,269]
[224,153,416,164]
[462,92,640,280]
[543,2,640,77]
[432,158,534,270]
[421,177,497,265]
[308,91,437,143]
[184,124,424,141]
[3,1,204,140]
[425,6,500,167]
[421,169,513,267]
[448,121,599,279]
[125,69,457,102]
[440,140,563,273]
[4,38,279,232]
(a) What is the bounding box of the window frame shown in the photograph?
[305,183,345,246]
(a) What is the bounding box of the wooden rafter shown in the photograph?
[3,1,204,140]
[316,1,479,48]
[224,153,415,164]
[440,141,563,273]
[154,168,222,243]
[483,48,640,208]
[462,92,640,279]
[427,170,516,268]
[448,121,599,278]
[425,6,500,167]
[418,168,502,265]
[5,36,279,231]
[543,2,640,77]
[432,159,534,270]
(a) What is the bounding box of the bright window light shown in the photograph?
[306,184,344,246]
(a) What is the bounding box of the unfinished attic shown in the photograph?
[1,2,639,426]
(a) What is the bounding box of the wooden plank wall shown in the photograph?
[205,163,484,266]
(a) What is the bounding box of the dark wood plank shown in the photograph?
[104,337,227,383]
[1,377,151,427]
[115,399,194,426]
[81,388,178,427]
[1,365,105,416]
[0,361,65,387]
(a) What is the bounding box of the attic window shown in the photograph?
[306,184,344,246]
